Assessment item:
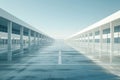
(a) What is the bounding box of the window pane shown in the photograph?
[114,25,120,32]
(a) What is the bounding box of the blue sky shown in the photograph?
[0,0,120,39]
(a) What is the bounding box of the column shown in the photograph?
[34,32,36,48]
[36,33,39,48]
[28,29,31,52]
[41,35,43,45]
[83,34,85,53]
[110,22,114,64]
[79,36,81,48]
[40,35,42,46]
[85,34,87,54]
[38,34,41,46]
[37,33,39,46]
[7,21,12,62]
[92,31,95,57]
[99,26,103,60]
[20,26,24,55]
[87,33,89,55]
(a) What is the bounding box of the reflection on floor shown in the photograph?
[0,40,119,80]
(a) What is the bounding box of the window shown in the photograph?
[114,25,120,32]
[103,28,110,34]
[0,25,7,32]
[31,31,34,37]
[12,28,20,35]
[114,37,120,43]
[114,25,120,43]
[24,31,28,36]
[107,38,110,43]
[95,39,99,43]
[95,31,100,35]
[89,33,92,36]
[89,39,92,42]
[0,39,2,44]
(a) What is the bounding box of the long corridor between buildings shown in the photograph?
[0,40,119,80]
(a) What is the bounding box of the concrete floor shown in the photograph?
[0,41,119,80]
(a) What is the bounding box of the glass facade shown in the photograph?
[103,28,110,43]
[114,25,120,43]
[95,31,100,43]
[114,25,120,32]
[95,31,100,35]
[0,21,8,49]
[89,33,92,42]
[0,24,7,32]
[103,28,110,34]
[12,28,20,35]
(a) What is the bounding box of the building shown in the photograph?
[66,10,120,64]
[0,8,54,61]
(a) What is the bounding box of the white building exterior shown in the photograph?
[66,10,120,64]
[0,8,54,61]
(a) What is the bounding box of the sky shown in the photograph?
[0,0,120,39]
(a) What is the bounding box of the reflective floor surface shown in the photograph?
[0,40,119,80]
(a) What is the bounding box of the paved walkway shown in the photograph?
[0,41,119,80]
